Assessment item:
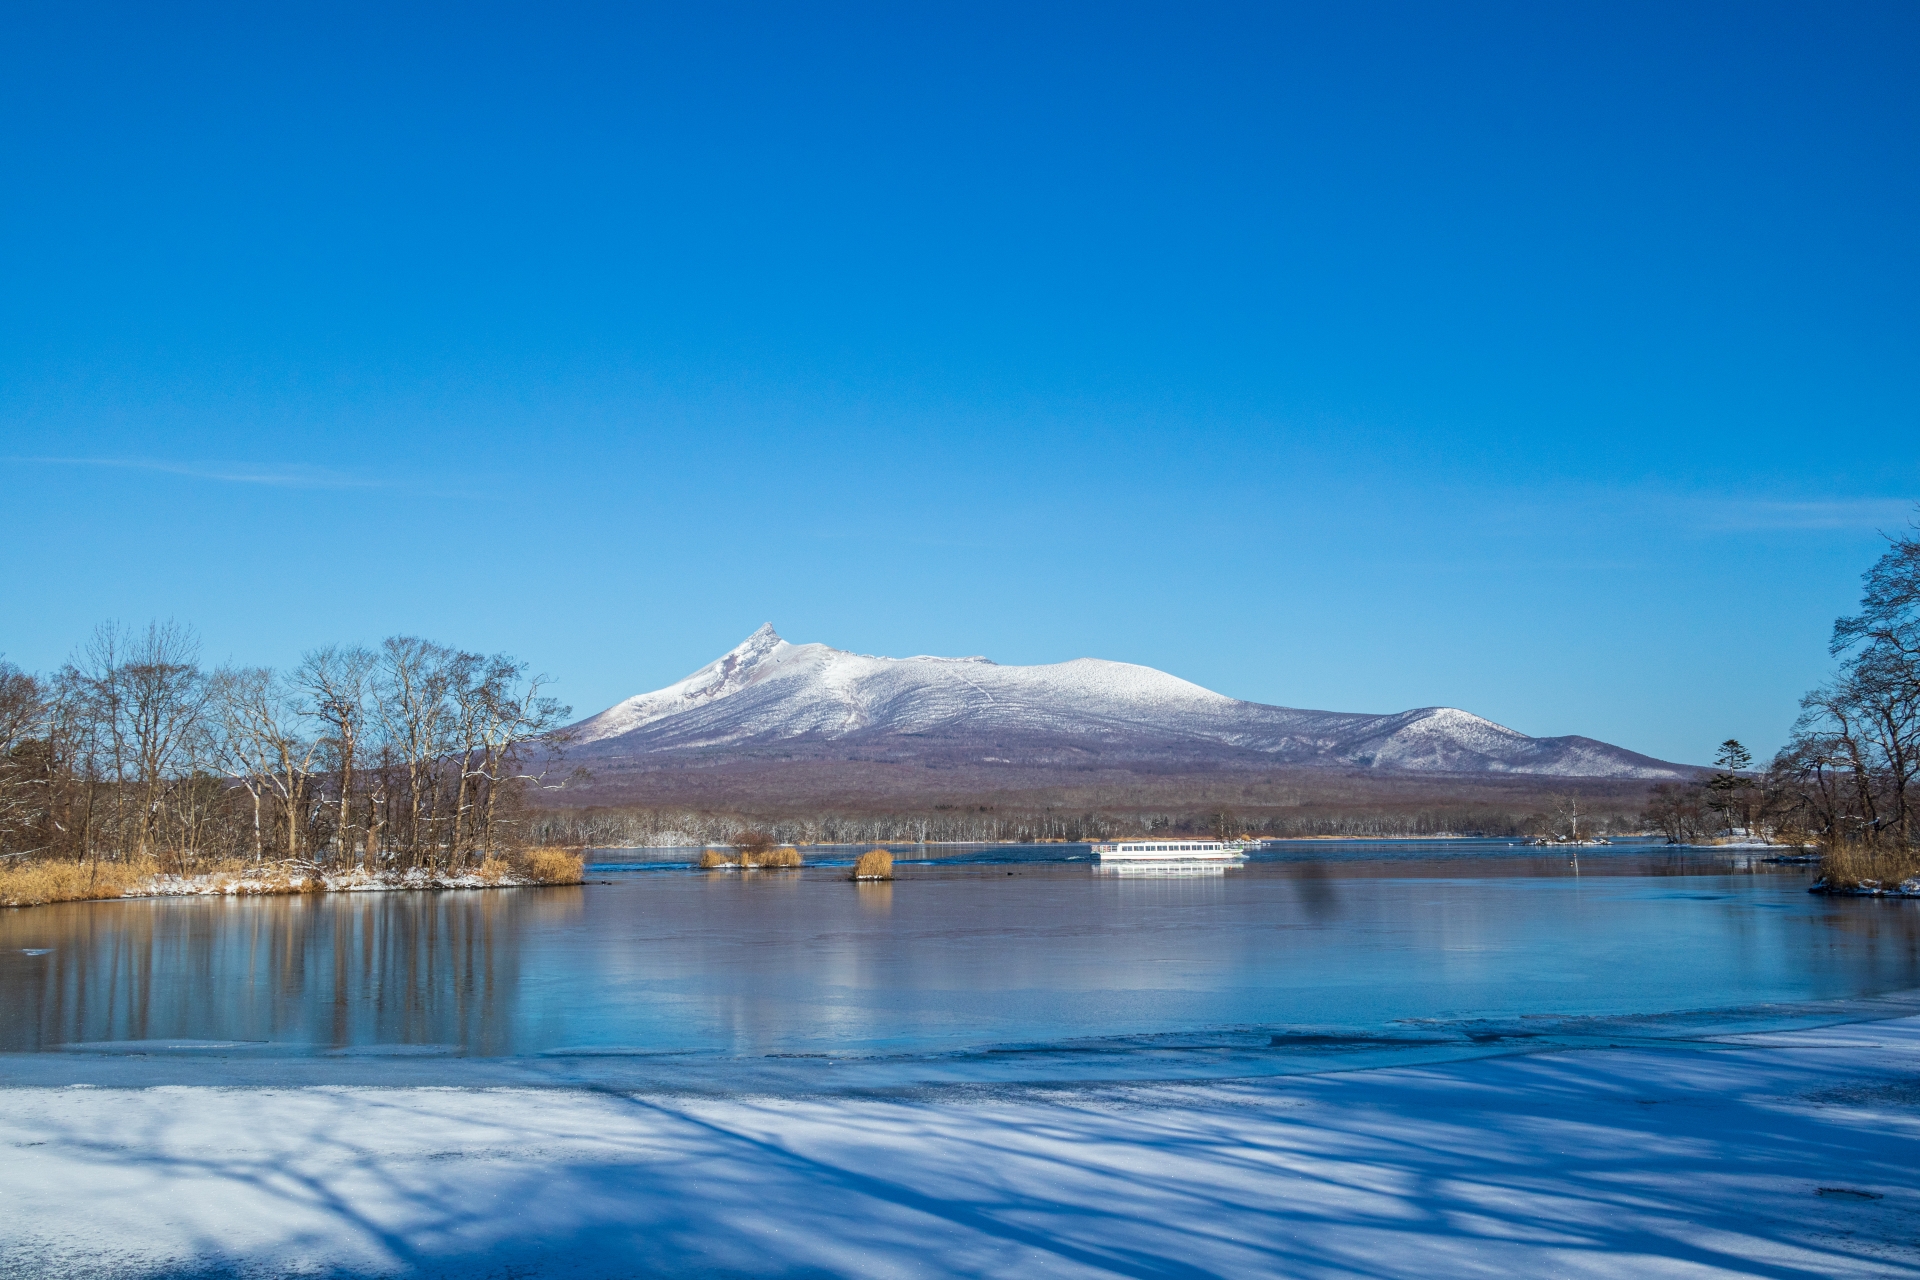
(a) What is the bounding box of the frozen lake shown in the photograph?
[4,841,1918,1081]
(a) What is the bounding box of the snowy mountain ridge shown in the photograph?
[567,624,1690,780]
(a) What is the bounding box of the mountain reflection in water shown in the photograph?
[2,843,1918,1066]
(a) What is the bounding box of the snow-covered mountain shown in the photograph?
[565,625,1690,780]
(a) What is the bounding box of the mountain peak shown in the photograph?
[565,632,1692,778]
[725,625,787,667]
[694,624,789,697]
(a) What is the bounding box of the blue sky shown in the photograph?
[2,1,1915,765]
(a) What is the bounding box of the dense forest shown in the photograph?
[0,623,568,873]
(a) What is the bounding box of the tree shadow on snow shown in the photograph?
[6,1041,1920,1279]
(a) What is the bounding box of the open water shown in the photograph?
[4,840,1919,1083]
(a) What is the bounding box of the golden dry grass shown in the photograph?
[0,847,586,909]
[0,857,156,907]
[1821,841,1920,890]
[0,856,348,904]
[472,857,514,885]
[851,848,893,881]
[702,845,804,869]
[522,847,586,884]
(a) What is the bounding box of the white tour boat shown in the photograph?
[1094,839,1246,863]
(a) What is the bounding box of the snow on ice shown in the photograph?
[4,1016,1919,1277]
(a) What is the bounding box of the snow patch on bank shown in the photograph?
[133,866,559,897]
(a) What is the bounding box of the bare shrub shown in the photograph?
[522,847,585,884]
[851,848,893,881]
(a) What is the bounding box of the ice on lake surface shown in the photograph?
[4,839,1918,1084]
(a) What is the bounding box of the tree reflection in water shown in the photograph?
[3,853,1918,1063]
[0,888,583,1054]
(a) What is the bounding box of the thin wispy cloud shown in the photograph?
[1692,497,1919,533]
[5,456,390,490]
[1470,488,1919,536]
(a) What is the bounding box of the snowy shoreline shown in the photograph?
[1,854,588,908]
[133,865,580,897]
[5,1015,1919,1276]
[1812,876,1920,898]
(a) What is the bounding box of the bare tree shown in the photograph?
[465,655,570,861]
[374,637,460,867]
[1779,515,1920,853]
[446,650,492,862]
[1833,527,1920,662]
[123,623,210,859]
[1794,686,1868,838]
[0,660,49,854]
[1848,649,1920,846]
[211,667,323,861]
[7,626,578,874]
[59,622,213,864]
[1765,739,1835,840]
[297,644,377,867]
[1641,782,1708,844]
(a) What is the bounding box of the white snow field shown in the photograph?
[5,1018,1919,1278]
[567,624,1691,778]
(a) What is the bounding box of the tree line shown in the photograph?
[531,797,1652,849]
[0,622,570,872]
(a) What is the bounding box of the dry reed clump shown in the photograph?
[473,857,515,885]
[851,848,893,881]
[0,857,157,907]
[1820,842,1920,891]
[702,845,804,869]
[522,847,586,884]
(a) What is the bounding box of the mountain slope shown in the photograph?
[565,625,1690,780]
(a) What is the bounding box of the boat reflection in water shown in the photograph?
[1092,861,1239,877]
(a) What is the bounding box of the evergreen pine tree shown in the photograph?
[1706,739,1754,832]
